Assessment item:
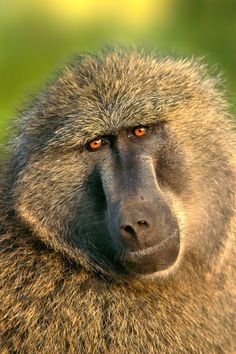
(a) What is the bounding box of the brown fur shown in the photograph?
[0,50,235,353]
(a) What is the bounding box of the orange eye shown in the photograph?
[133,127,148,137]
[89,139,103,150]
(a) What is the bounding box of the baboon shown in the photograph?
[0,50,235,354]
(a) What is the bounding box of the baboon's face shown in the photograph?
[16,116,185,277]
[15,53,232,278]
[80,123,181,275]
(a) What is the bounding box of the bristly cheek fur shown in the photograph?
[154,132,190,196]
[14,152,92,236]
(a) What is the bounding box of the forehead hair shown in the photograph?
[20,50,222,149]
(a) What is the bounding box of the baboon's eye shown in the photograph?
[132,126,149,137]
[87,138,107,151]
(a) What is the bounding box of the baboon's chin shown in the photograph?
[121,234,180,276]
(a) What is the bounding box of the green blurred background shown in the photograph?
[1,0,236,143]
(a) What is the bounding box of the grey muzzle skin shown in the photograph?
[98,132,180,275]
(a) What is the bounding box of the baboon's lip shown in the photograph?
[121,234,180,274]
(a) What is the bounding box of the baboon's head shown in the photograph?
[12,51,235,279]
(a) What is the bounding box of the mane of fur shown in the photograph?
[0,50,235,353]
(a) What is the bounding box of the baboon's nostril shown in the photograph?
[121,219,150,239]
[122,225,136,237]
[137,219,149,229]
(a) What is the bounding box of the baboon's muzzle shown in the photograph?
[101,147,180,275]
[115,198,180,275]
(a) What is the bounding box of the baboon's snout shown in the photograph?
[115,198,180,275]
[118,200,159,252]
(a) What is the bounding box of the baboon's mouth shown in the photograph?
[121,233,180,275]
